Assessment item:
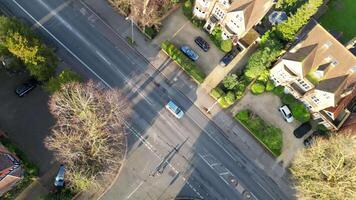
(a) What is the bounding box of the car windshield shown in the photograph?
[175,107,182,114]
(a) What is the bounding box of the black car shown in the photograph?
[220,45,242,67]
[194,36,210,52]
[15,79,37,97]
[293,122,312,138]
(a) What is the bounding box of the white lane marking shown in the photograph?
[11,0,112,89]
[96,50,112,65]
[126,181,144,199]
[14,0,154,105]
[124,122,204,199]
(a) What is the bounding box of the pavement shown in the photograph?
[152,8,224,75]
[0,0,295,200]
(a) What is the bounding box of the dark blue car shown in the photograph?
[180,45,199,61]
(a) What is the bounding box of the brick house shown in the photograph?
[193,0,273,40]
[270,21,356,131]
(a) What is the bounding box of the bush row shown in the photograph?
[235,110,283,156]
[161,41,206,83]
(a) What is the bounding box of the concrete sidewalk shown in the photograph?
[80,0,294,196]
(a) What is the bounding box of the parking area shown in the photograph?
[0,70,54,175]
[232,91,308,166]
[153,8,224,75]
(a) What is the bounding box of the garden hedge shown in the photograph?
[161,41,206,83]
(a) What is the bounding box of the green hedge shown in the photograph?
[161,41,206,83]
[251,82,266,95]
[235,110,283,156]
[210,87,225,100]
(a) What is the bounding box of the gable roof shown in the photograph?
[316,74,349,93]
[284,44,318,76]
[227,0,273,36]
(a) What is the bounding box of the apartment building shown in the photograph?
[193,0,273,40]
[270,21,356,131]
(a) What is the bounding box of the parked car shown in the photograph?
[165,100,184,119]
[54,164,65,188]
[180,45,199,61]
[303,135,315,147]
[15,79,37,97]
[220,45,242,67]
[294,122,312,138]
[194,36,210,52]
[278,105,294,123]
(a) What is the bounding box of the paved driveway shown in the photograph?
[0,70,54,175]
[153,8,224,75]
[232,91,304,167]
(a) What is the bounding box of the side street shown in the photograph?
[0,0,355,200]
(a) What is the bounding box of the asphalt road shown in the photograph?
[0,0,293,199]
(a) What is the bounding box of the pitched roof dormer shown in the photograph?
[283,44,318,77]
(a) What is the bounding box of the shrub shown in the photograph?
[220,39,233,52]
[234,110,282,156]
[144,26,158,39]
[182,0,193,19]
[161,41,206,83]
[223,74,239,90]
[224,91,236,105]
[44,69,81,93]
[210,87,225,100]
[281,93,296,105]
[272,86,285,96]
[217,97,230,108]
[265,79,275,91]
[235,110,249,122]
[290,103,310,123]
[251,82,266,94]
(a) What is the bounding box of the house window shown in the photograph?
[331,59,338,66]
[326,111,333,118]
[311,96,320,104]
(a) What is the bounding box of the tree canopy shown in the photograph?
[290,133,356,200]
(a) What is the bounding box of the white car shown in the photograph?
[279,105,294,123]
[165,100,184,119]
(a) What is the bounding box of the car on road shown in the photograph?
[165,100,184,119]
[220,45,242,67]
[294,122,312,138]
[15,79,37,97]
[194,36,210,52]
[54,164,65,188]
[278,105,294,123]
[180,45,199,61]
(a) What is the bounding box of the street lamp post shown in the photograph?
[125,16,134,43]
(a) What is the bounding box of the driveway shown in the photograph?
[232,91,304,167]
[153,8,224,76]
[0,70,54,175]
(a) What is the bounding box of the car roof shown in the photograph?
[281,105,291,114]
[294,122,312,138]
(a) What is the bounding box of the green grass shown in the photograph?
[235,110,283,156]
[319,0,356,43]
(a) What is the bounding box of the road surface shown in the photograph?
[0,0,293,199]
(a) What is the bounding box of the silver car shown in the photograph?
[166,100,184,119]
[54,164,65,187]
[279,105,294,123]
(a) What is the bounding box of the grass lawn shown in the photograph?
[319,0,356,43]
[235,110,283,156]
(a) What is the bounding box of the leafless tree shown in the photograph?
[45,81,130,191]
[290,131,356,200]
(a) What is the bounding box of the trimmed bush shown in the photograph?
[290,103,310,123]
[220,39,233,52]
[234,110,282,156]
[265,79,275,91]
[235,110,249,121]
[281,94,296,105]
[218,97,231,108]
[224,91,236,105]
[251,82,266,95]
[210,87,225,100]
[272,85,285,96]
[161,41,206,83]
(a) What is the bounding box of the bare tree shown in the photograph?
[290,132,356,200]
[45,81,130,191]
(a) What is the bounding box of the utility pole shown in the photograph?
[125,16,134,43]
